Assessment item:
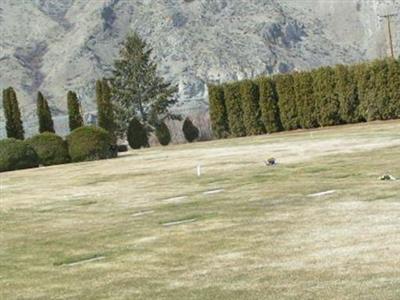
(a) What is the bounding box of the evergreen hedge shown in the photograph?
[0,138,39,172]
[27,133,70,166]
[209,58,400,139]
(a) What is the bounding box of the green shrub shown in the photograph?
[257,77,282,133]
[0,138,39,172]
[27,132,70,166]
[208,84,230,138]
[224,82,246,137]
[155,122,171,146]
[127,118,149,149]
[240,80,265,135]
[67,126,116,162]
[182,117,199,142]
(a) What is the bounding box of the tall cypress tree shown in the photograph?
[208,84,230,138]
[37,91,55,133]
[2,87,24,139]
[335,65,360,123]
[96,79,115,136]
[313,66,341,126]
[293,71,318,129]
[258,77,282,133]
[67,91,83,132]
[240,79,265,135]
[387,58,400,119]
[224,82,246,137]
[275,74,299,130]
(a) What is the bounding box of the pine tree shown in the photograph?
[67,91,83,131]
[96,79,115,136]
[224,82,246,137]
[275,74,299,130]
[208,84,229,138]
[313,66,341,126]
[37,91,55,133]
[293,71,318,129]
[335,65,360,123]
[182,117,199,142]
[2,87,24,139]
[257,77,282,133]
[110,32,179,139]
[240,79,265,135]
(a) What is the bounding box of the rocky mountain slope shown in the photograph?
[0,0,399,136]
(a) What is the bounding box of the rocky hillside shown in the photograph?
[0,0,399,136]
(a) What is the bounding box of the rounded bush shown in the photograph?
[182,117,199,143]
[127,118,149,149]
[67,126,116,162]
[0,138,39,172]
[117,144,128,152]
[155,122,171,146]
[26,132,70,166]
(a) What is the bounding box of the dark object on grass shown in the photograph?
[264,158,276,166]
[117,144,128,152]
[379,174,396,181]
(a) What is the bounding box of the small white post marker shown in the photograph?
[197,164,202,177]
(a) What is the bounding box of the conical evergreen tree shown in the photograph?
[96,79,115,136]
[2,87,24,139]
[257,77,282,133]
[208,84,230,138]
[293,71,318,128]
[275,74,299,130]
[67,91,83,132]
[224,82,246,137]
[127,117,149,149]
[37,91,55,133]
[182,117,199,142]
[155,121,171,146]
[240,80,265,135]
[313,66,341,126]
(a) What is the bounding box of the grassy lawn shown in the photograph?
[1,120,400,299]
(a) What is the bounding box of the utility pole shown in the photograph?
[379,13,398,58]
